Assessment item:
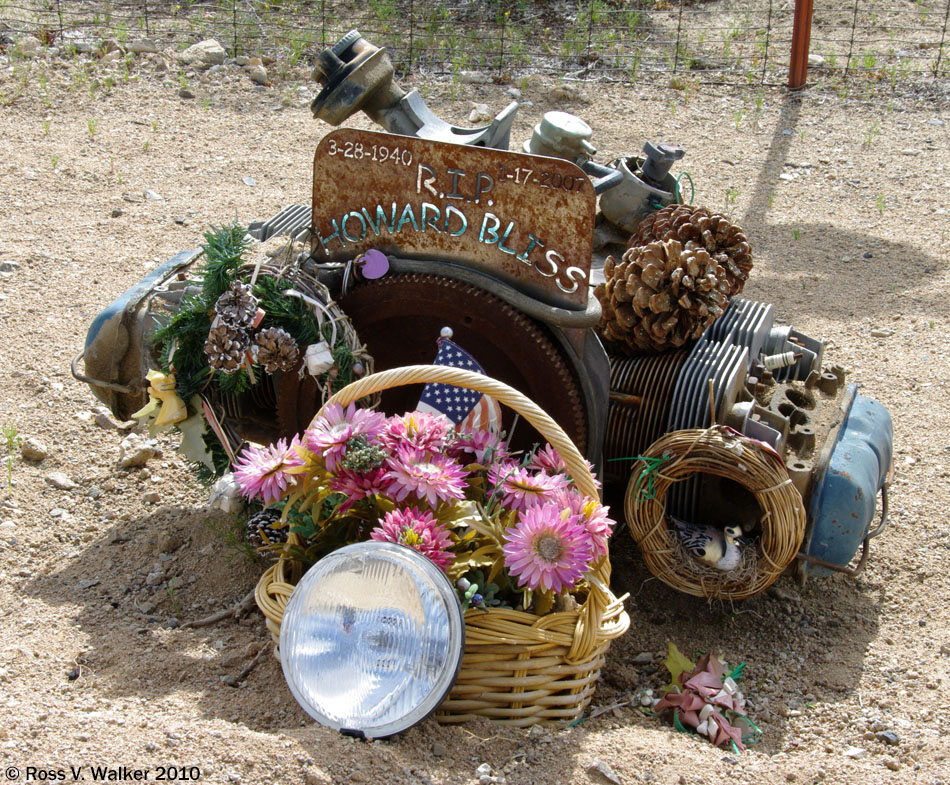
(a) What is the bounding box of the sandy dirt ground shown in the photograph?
[0,39,949,785]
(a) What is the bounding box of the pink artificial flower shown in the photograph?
[502,502,594,593]
[489,465,568,512]
[528,444,567,474]
[232,435,304,505]
[329,467,391,511]
[384,445,467,508]
[553,487,615,559]
[305,402,386,471]
[528,444,601,490]
[381,411,454,454]
[449,428,511,465]
[370,508,455,571]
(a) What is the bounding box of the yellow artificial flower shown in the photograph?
[132,369,187,428]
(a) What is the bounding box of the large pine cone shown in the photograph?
[629,204,752,296]
[595,239,730,353]
[253,326,299,373]
[204,324,248,373]
[214,281,259,329]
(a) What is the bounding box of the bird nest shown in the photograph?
[671,536,759,598]
[625,425,805,600]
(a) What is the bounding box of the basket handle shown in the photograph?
[318,365,599,500]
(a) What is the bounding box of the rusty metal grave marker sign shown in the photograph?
[311,128,596,310]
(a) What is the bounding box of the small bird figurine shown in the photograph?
[671,517,744,571]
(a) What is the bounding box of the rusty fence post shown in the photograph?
[788,0,814,88]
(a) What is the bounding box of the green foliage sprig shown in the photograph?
[200,223,249,302]
[152,222,323,402]
[252,274,324,347]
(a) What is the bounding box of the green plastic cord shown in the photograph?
[628,455,673,502]
[672,708,688,733]
[675,171,695,205]
[732,712,762,745]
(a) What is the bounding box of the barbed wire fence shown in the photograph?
[1,0,948,91]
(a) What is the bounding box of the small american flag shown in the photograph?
[417,333,502,433]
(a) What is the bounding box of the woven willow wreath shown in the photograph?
[625,426,806,600]
[241,245,377,407]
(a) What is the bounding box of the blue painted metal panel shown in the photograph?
[802,387,893,577]
[83,249,201,354]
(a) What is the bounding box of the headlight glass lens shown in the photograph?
[279,541,464,737]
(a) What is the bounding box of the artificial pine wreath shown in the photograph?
[146,223,374,480]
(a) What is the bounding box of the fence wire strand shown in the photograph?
[0,0,947,88]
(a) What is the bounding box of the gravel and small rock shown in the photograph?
[0,22,947,785]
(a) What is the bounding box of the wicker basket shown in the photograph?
[625,425,806,600]
[255,365,630,727]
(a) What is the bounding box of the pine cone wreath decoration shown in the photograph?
[204,324,249,373]
[595,239,730,353]
[252,327,299,373]
[246,507,287,549]
[629,204,753,297]
[214,281,259,329]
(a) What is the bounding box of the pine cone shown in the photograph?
[629,204,753,296]
[253,326,299,373]
[204,324,248,373]
[214,281,259,329]
[595,239,730,353]
[246,508,287,549]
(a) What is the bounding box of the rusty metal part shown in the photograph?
[204,362,330,447]
[243,205,602,327]
[311,30,517,149]
[310,128,596,311]
[207,372,280,447]
[338,274,587,454]
[274,369,322,441]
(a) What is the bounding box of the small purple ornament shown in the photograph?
[358,249,389,280]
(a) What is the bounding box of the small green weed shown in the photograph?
[87,118,98,137]
[1,424,21,492]
[1,424,20,453]
[166,577,183,617]
[207,512,260,566]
